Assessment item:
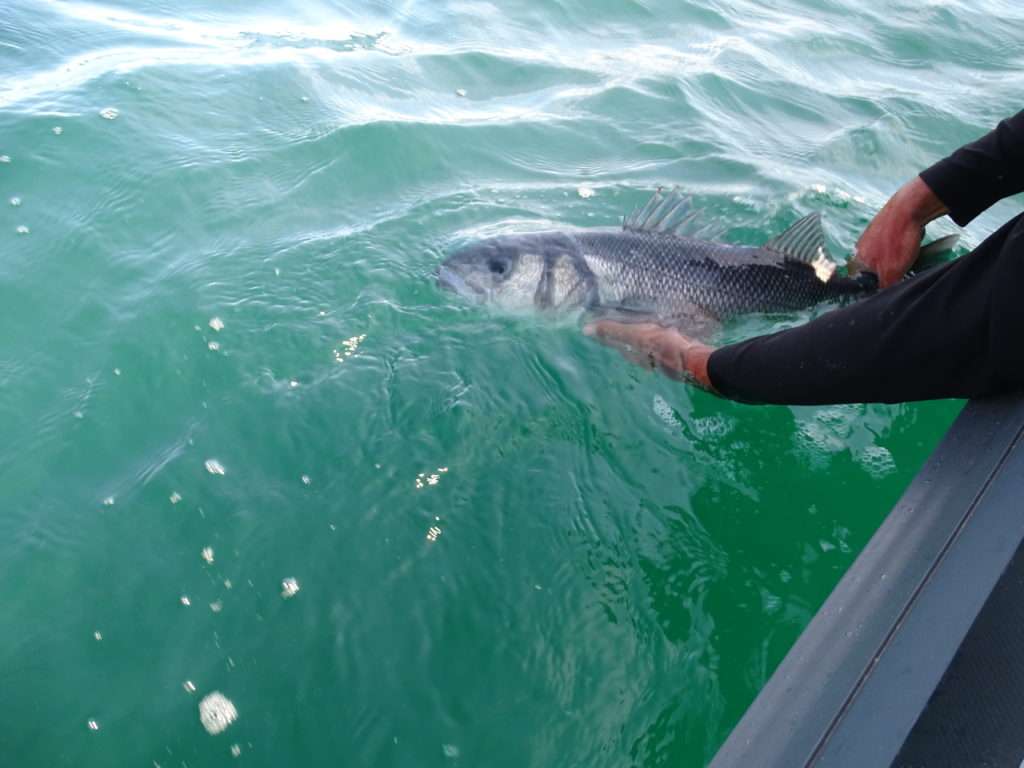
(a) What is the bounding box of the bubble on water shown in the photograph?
[415,466,448,489]
[858,444,896,478]
[208,317,225,332]
[455,88,467,97]
[113,368,122,376]
[577,185,595,199]
[815,408,849,429]
[10,196,21,206]
[87,719,100,731]
[0,155,10,163]
[52,126,63,135]
[442,744,460,758]
[16,225,29,235]
[334,334,366,363]
[795,421,844,456]
[693,414,733,439]
[652,394,682,430]
[289,380,300,388]
[102,496,115,506]
[231,744,242,757]
[201,547,214,564]
[205,459,226,475]
[94,630,103,641]
[99,107,119,120]
[183,680,197,693]
[199,691,238,735]
[180,595,192,606]
[210,600,223,613]
[281,577,300,598]
[73,410,84,419]
[224,579,233,589]
[301,474,311,485]
[208,341,221,351]
[169,492,182,504]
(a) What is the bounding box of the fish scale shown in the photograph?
[437,192,879,332]
[575,230,851,320]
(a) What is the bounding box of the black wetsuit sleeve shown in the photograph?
[919,109,1024,226]
[707,212,1024,405]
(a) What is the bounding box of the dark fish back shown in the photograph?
[572,230,864,320]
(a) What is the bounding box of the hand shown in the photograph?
[850,176,949,289]
[583,320,717,391]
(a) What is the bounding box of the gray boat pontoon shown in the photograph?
[710,395,1024,768]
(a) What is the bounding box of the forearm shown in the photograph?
[892,175,950,228]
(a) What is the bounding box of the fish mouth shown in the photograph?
[437,265,485,302]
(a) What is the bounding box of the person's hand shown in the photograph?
[583,320,717,391]
[849,176,949,289]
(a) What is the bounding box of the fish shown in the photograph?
[437,189,956,336]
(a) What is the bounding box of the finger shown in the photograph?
[584,320,659,343]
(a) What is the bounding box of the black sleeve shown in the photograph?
[919,110,1024,226]
[706,213,1024,405]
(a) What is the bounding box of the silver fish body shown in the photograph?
[438,195,874,330]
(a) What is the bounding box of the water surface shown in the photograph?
[2,1,1022,765]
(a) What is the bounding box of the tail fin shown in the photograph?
[911,234,959,273]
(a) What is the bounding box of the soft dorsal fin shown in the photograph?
[623,188,697,235]
[763,212,830,264]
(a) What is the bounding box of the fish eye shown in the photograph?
[488,259,506,275]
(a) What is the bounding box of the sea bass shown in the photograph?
[438,190,881,335]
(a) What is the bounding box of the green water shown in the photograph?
[3,1,1023,765]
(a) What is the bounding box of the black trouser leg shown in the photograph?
[707,214,1024,405]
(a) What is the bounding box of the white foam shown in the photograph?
[858,444,896,478]
[199,691,238,735]
[281,577,300,598]
[652,394,682,430]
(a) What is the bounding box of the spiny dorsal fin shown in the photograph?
[764,212,837,282]
[763,213,829,263]
[623,188,695,235]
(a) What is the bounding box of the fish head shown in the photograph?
[438,234,550,311]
